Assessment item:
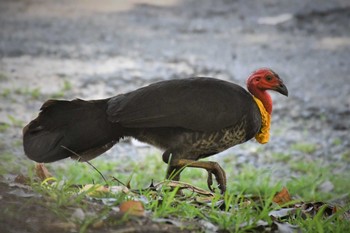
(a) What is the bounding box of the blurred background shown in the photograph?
[0,0,349,181]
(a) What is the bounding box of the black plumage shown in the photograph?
[23,72,288,193]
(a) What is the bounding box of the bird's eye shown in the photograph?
[266,75,273,81]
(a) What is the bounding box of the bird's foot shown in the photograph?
[207,163,226,194]
[168,159,227,194]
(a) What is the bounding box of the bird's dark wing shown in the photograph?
[107,78,259,132]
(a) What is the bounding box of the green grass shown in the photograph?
[0,152,32,175]
[50,79,73,98]
[342,150,350,162]
[62,80,72,92]
[3,79,73,100]
[0,73,8,81]
[2,150,349,232]
[291,142,318,154]
[7,114,24,128]
[1,88,11,98]
[14,87,42,99]
[0,123,10,133]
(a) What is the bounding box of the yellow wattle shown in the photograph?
[252,96,271,144]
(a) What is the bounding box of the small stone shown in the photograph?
[318,180,334,193]
[71,208,85,221]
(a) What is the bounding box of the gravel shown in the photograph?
[0,0,349,174]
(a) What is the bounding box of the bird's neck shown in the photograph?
[249,88,273,114]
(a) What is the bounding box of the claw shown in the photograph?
[166,158,227,194]
[218,182,226,194]
[207,171,215,192]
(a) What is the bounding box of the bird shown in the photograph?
[23,68,288,193]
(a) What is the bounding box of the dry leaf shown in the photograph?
[47,222,76,231]
[198,219,219,232]
[258,14,293,25]
[8,189,40,198]
[269,208,296,218]
[272,221,301,233]
[80,184,110,197]
[80,184,129,197]
[92,220,104,229]
[273,187,291,205]
[153,218,185,228]
[35,163,53,181]
[119,200,145,216]
[14,174,30,185]
[300,202,337,217]
[195,196,215,204]
[154,180,214,196]
[109,185,129,194]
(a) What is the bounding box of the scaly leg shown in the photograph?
[166,164,182,181]
[166,159,227,194]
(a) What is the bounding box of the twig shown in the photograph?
[111,176,127,187]
[61,145,108,186]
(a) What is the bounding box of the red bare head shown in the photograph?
[247,68,288,96]
[247,68,288,114]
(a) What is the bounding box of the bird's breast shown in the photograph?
[188,116,248,158]
[131,116,249,160]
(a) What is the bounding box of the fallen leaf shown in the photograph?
[8,189,40,198]
[92,220,104,229]
[198,219,219,232]
[300,202,337,217]
[14,174,30,184]
[153,218,184,228]
[273,187,292,205]
[80,184,110,197]
[272,221,301,233]
[46,222,76,231]
[258,13,293,25]
[119,200,145,216]
[195,196,215,204]
[154,180,214,196]
[269,208,296,218]
[240,219,269,228]
[80,184,129,198]
[101,197,119,206]
[35,163,53,181]
[109,185,129,194]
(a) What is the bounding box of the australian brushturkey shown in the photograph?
[23,68,288,193]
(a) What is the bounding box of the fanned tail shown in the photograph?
[23,98,123,163]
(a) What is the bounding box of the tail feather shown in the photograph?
[23,98,123,163]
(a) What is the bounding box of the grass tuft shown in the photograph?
[2,150,349,232]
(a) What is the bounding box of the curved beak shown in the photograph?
[274,82,288,96]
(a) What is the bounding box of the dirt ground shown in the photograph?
[0,0,350,232]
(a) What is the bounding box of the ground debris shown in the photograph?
[35,163,53,181]
[273,187,292,205]
[119,200,145,216]
[271,221,301,233]
[2,174,349,233]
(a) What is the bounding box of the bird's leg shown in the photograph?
[163,151,183,182]
[169,159,227,194]
[166,165,181,181]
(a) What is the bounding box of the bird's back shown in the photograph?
[107,78,262,159]
[107,77,261,132]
